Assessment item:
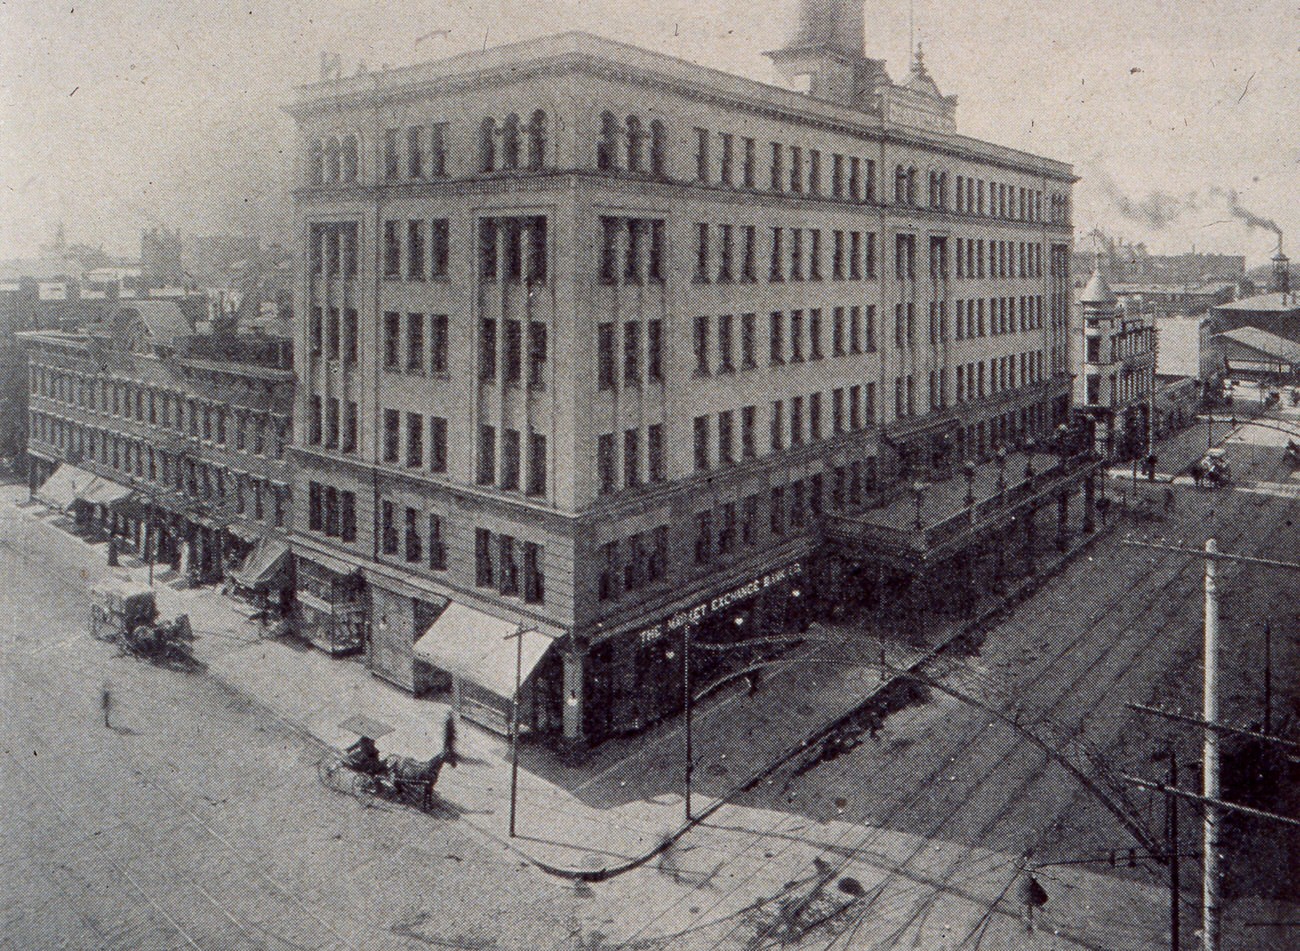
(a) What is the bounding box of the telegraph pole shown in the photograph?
[1263,621,1272,736]
[1168,746,1180,951]
[1203,538,1221,951]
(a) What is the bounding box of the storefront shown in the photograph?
[293,551,366,656]
[581,560,807,742]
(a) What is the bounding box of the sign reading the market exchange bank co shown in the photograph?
[635,561,803,645]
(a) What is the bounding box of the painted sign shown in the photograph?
[635,561,803,645]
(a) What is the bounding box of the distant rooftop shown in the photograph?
[1214,326,1300,363]
[1214,291,1300,314]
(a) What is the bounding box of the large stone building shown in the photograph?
[285,3,1075,743]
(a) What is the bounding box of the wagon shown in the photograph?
[89,580,157,641]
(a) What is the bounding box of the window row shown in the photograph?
[692,385,880,472]
[473,424,548,496]
[476,112,549,174]
[691,460,881,568]
[954,351,1046,403]
[598,113,667,175]
[952,297,1045,340]
[597,525,670,601]
[694,224,878,284]
[472,528,545,603]
[596,319,663,390]
[33,414,288,525]
[309,223,360,276]
[308,135,361,185]
[306,397,367,457]
[952,238,1044,280]
[381,312,450,374]
[309,306,359,363]
[948,174,1051,222]
[693,306,879,375]
[30,367,288,457]
[382,218,451,281]
[596,424,666,494]
[477,317,549,386]
[307,481,358,541]
[598,217,666,284]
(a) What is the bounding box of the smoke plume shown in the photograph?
[1090,167,1282,242]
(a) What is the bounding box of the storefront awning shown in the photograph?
[229,538,289,589]
[413,602,556,700]
[77,476,133,507]
[35,463,96,509]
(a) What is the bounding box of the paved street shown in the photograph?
[2,406,1297,951]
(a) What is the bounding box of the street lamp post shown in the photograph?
[963,460,977,507]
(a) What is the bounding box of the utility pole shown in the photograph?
[1263,621,1272,736]
[1168,746,1180,951]
[683,621,694,822]
[1203,538,1221,951]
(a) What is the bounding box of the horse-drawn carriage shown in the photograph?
[316,714,458,813]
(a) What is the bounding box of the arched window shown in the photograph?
[928,171,939,207]
[597,111,619,171]
[938,171,948,209]
[895,165,907,204]
[906,167,917,205]
[527,110,547,170]
[625,116,643,173]
[325,137,341,183]
[308,139,324,185]
[478,118,497,173]
[649,119,666,176]
[340,135,358,181]
[503,113,521,170]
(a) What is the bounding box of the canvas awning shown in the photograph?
[35,463,96,509]
[413,602,556,700]
[77,476,133,507]
[229,538,289,589]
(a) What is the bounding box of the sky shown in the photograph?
[1,0,1298,266]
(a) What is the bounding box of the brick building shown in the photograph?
[285,5,1075,743]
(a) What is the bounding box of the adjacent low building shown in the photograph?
[21,303,294,601]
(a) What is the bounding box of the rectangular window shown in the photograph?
[718,501,737,555]
[342,401,357,453]
[789,146,802,193]
[430,219,449,278]
[477,425,496,484]
[849,156,861,200]
[743,137,756,187]
[407,220,425,279]
[832,153,844,197]
[741,405,756,458]
[719,132,733,185]
[833,230,845,280]
[382,500,398,555]
[382,408,400,463]
[624,219,642,283]
[309,396,322,444]
[384,220,401,277]
[832,388,844,433]
[479,318,497,380]
[770,312,784,364]
[600,216,618,284]
[325,398,339,448]
[809,308,823,359]
[694,315,710,375]
[809,229,822,280]
[718,224,733,282]
[648,320,663,381]
[770,485,785,535]
[693,416,710,471]
[648,424,665,482]
[405,507,422,563]
[528,432,546,495]
[428,314,447,373]
[718,410,734,465]
[717,313,734,371]
[649,220,664,282]
[598,323,616,389]
[623,321,640,383]
[383,312,400,369]
[865,232,877,279]
[598,433,616,494]
[694,510,713,565]
[428,514,446,569]
[791,395,804,445]
[769,227,784,281]
[809,392,822,440]
[771,399,784,451]
[623,429,640,488]
[694,223,710,282]
[523,542,544,603]
[741,313,757,368]
[309,482,323,531]
[791,228,803,281]
[741,225,757,281]
[770,142,783,191]
[694,127,709,181]
[384,128,399,178]
[310,307,323,354]
[501,429,520,490]
[475,529,494,587]
[504,319,522,384]
[479,218,498,280]
[407,313,424,372]
[430,416,447,472]
[599,541,619,601]
[790,310,804,362]
[528,321,547,387]
[344,308,358,364]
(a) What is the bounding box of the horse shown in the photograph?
[381,714,458,811]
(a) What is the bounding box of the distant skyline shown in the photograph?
[2,0,1297,265]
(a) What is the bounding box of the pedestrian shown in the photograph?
[866,711,883,740]
[101,682,113,729]
[1164,486,1175,514]
[1096,495,1110,526]
[1190,463,1203,488]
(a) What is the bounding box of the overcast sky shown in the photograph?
[2,0,1297,265]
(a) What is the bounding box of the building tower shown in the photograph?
[766,0,889,112]
[1271,238,1290,296]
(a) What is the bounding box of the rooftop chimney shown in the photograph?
[1272,234,1290,296]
